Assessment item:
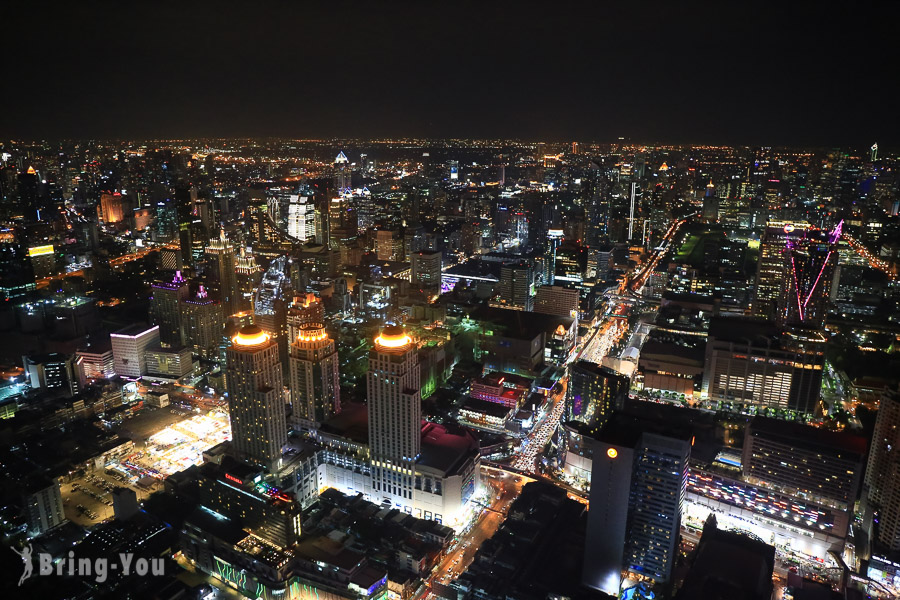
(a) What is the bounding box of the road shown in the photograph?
[419,468,527,598]
[512,379,567,473]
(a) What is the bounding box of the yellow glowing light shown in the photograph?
[297,327,328,342]
[233,331,270,347]
[607,448,618,459]
[28,245,54,257]
[374,332,412,349]
[783,224,795,233]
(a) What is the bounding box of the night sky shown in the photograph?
[4,2,898,146]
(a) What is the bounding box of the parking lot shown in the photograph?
[61,469,159,526]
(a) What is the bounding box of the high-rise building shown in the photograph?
[286,293,325,342]
[702,317,824,415]
[546,229,564,285]
[289,322,341,431]
[205,230,239,317]
[701,180,718,222]
[110,324,161,378]
[534,284,579,318]
[743,416,865,510]
[254,256,291,370]
[235,246,262,312]
[24,478,66,537]
[865,386,900,553]
[410,250,442,293]
[286,194,315,242]
[100,192,125,223]
[779,222,840,330]
[368,326,421,509]
[493,262,533,311]
[334,151,351,193]
[226,325,286,470]
[23,353,79,397]
[583,412,691,595]
[180,286,225,359]
[150,271,189,346]
[566,360,628,425]
[753,221,810,320]
[376,229,401,261]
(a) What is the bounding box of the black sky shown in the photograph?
[3,2,898,147]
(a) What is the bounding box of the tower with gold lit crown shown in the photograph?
[367,325,421,509]
[226,325,286,470]
[289,322,340,431]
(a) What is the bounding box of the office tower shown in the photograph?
[175,187,194,266]
[546,229,564,284]
[449,160,459,180]
[205,230,239,316]
[779,222,840,330]
[534,284,579,317]
[144,345,193,378]
[0,241,36,300]
[180,286,224,359]
[226,325,286,470]
[289,323,340,430]
[368,326,421,508]
[334,150,351,193]
[286,293,325,341]
[410,250,442,293]
[110,324,161,378]
[100,192,125,223]
[150,271,189,346]
[286,194,314,242]
[159,245,183,272]
[75,339,115,386]
[742,416,865,510]
[254,256,291,369]
[702,317,824,414]
[566,360,628,425]
[376,229,402,261]
[235,246,262,311]
[28,244,56,278]
[583,413,691,595]
[753,221,810,319]
[587,245,612,280]
[24,478,66,537]
[17,166,43,221]
[494,262,533,311]
[865,386,900,552]
[701,180,718,222]
[23,353,79,397]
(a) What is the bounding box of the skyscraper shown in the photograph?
[546,229,564,285]
[779,222,840,330]
[865,386,900,553]
[566,360,628,425]
[180,286,225,359]
[150,271,189,346]
[410,250,442,293]
[289,322,341,431]
[205,229,239,317]
[286,194,314,242]
[494,262,533,311]
[226,325,286,470]
[110,324,161,378]
[583,412,691,595]
[753,221,809,320]
[368,325,421,509]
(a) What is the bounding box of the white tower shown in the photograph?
[367,325,421,509]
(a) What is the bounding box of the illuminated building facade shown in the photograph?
[779,222,840,330]
[150,271,189,346]
[289,323,341,431]
[583,413,690,594]
[110,323,161,378]
[226,325,286,470]
[753,220,809,320]
[702,317,824,414]
[566,360,628,426]
[368,326,421,508]
[206,230,239,316]
[180,288,225,359]
[865,386,900,553]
